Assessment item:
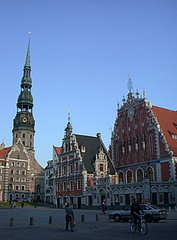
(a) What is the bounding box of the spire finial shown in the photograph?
[67,106,71,122]
[127,74,133,92]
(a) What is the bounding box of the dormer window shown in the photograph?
[169,131,177,140]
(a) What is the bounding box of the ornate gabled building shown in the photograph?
[109,78,177,206]
[0,39,44,203]
[53,120,117,208]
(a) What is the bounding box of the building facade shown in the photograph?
[50,120,118,208]
[109,81,177,207]
[0,39,44,203]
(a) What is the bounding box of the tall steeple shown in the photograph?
[12,38,35,150]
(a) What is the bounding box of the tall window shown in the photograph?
[137,169,143,182]
[148,167,153,181]
[118,172,123,183]
[77,179,81,190]
[127,170,133,183]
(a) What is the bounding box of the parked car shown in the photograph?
[108,204,167,223]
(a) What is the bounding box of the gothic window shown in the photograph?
[16,185,19,190]
[23,133,25,138]
[23,141,25,146]
[127,170,133,183]
[134,136,138,152]
[118,172,123,183]
[141,134,146,151]
[22,170,26,175]
[11,169,14,174]
[137,169,143,182]
[16,170,20,175]
[147,167,154,181]
[21,185,25,190]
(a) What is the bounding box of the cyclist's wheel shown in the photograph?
[141,221,148,235]
[130,221,137,233]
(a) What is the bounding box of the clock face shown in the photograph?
[128,108,134,118]
[22,117,28,123]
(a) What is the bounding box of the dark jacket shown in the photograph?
[65,206,74,221]
[131,203,143,215]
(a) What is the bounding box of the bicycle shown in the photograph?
[130,214,148,235]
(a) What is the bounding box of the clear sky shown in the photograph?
[1,0,177,168]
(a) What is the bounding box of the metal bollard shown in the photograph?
[96,213,99,221]
[30,217,34,225]
[10,218,14,227]
[169,206,171,212]
[49,216,52,224]
[81,214,85,222]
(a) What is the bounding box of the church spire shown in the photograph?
[25,37,30,67]
[12,38,35,149]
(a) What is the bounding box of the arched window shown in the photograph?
[127,170,133,183]
[118,172,123,183]
[148,167,154,181]
[137,169,143,182]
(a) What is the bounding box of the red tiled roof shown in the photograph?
[53,146,62,156]
[152,106,177,155]
[0,146,12,159]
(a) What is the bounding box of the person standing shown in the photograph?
[65,203,75,232]
[101,199,107,214]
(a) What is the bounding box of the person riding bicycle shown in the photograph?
[131,198,144,225]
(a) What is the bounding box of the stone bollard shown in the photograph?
[81,214,85,222]
[49,216,52,224]
[30,217,34,225]
[175,206,177,212]
[10,218,14,227]
[96,213,99,221]
[169,206,171,212]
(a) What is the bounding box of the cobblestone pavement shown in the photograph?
[0,207,177,240]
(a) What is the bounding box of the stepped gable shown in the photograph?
[152,106,177,156]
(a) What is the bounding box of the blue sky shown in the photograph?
[1,0,177,168]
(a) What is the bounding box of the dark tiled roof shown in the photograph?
[152,106,177,155]
[75,134,115,174]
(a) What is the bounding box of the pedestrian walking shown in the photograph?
[65,203,75,232]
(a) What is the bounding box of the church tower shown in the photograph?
[12,38,35,151]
